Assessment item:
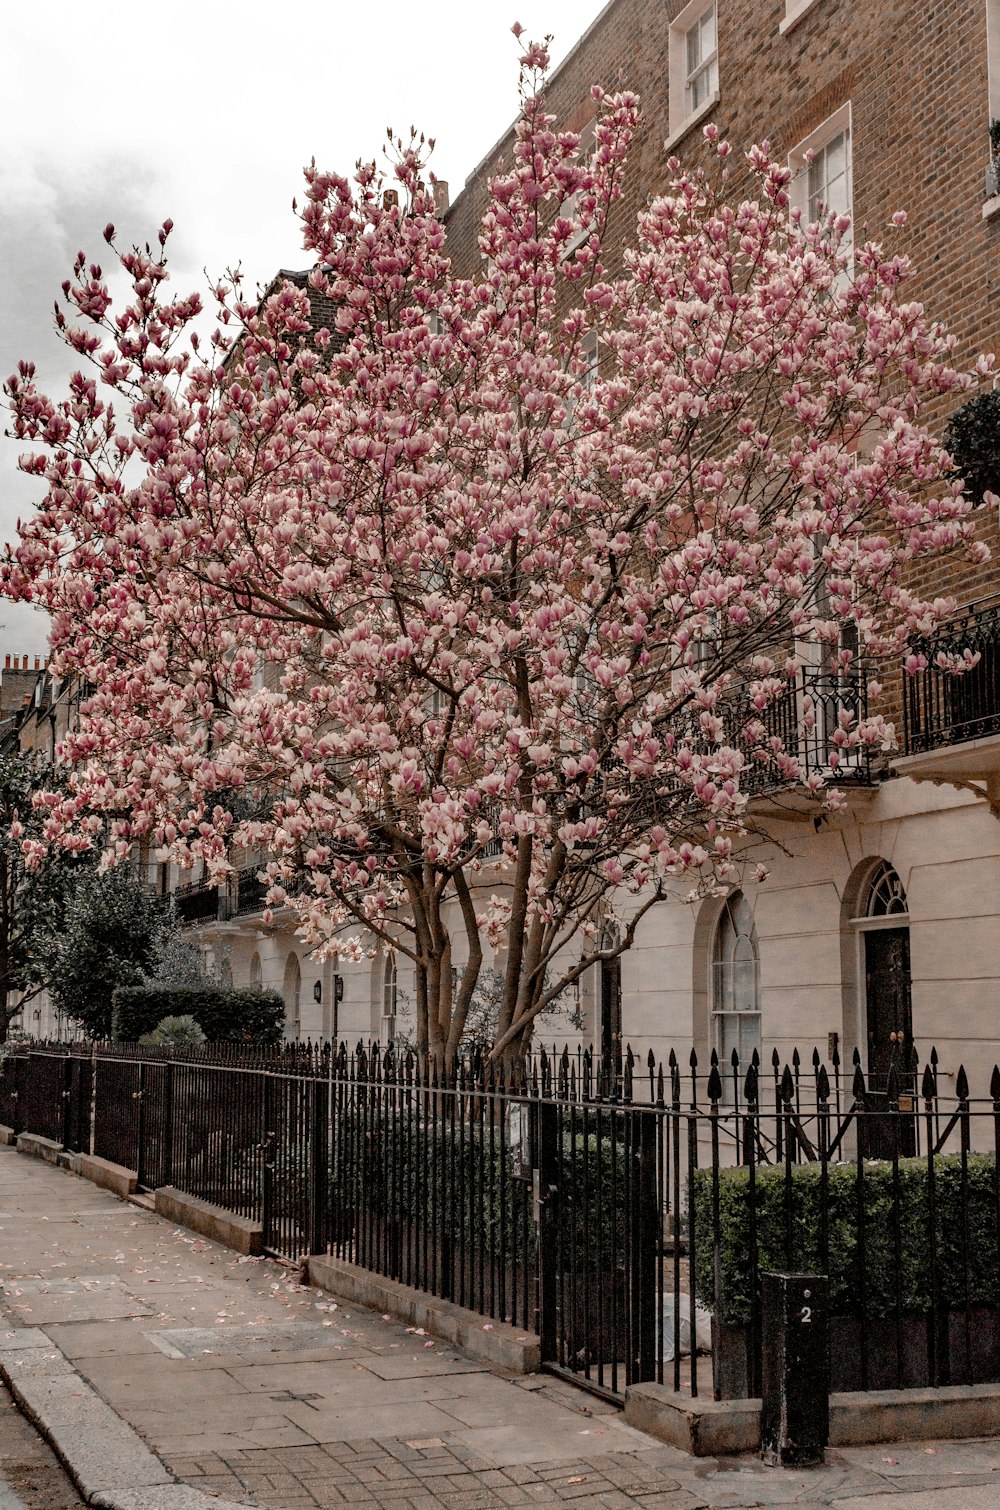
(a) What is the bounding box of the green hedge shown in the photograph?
[331,1111,625,1261]
[112,986,285,1045]
[692,1154,1000,1325]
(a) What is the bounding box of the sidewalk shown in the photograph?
[3,1145,1000,1510]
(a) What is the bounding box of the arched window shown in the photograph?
[712,891,761,1068]
[381,954,397,1044]
[250,952,262,987]
[863,860,907,917]
[282,953,301,1041]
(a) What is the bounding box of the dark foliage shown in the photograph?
[112,985,285,1045]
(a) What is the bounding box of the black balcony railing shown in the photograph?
[903,597,1000,755]
[235,865,268,915]
[174,878,221,925]
[662,667,873,802]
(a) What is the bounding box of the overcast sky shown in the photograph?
[0,0,611,659]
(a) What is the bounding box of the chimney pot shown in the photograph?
[34,657,40,671]
[4,656,9,670]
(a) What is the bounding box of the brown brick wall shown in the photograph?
[444,0,1000,612]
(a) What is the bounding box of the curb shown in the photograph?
[307,1255,541,1374]
[0,1329,258,1510]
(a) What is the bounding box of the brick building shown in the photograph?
[429,0,1000,1086]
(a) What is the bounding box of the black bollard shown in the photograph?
[760,1272,829,1467]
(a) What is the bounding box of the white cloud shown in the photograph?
[1,0,612,658]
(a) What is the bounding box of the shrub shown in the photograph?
[692,1154,1000,1325]
[112,985,285,1044]
[944,389,1000,503]
[138,1015,206,1047]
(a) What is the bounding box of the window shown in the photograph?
[987,1,1000,212]
[666,0,719,149]
[558,118,597,259]
[863,860,908,918]
[685,5,718,114]
[711,891,761,1071]
[779,0,824,35]
[788,105,853,258]
[282,952,301,1042]
[807,129,851,226]
[381,954,397,1044]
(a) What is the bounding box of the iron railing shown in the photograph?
[173,878,221,925]
[903,596,1000,754]
[3,1037,999,1402]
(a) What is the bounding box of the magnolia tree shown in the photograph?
[3,38,991,1066]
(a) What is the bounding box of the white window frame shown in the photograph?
[711,891,762,1082]
[788,103,853,263]
[666,0,720,152]
[380,953,398,1045]
[558,117,597,259]
[986,1,1000,216]
[779,0,824,36]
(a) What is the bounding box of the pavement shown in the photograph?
[3,1145,1000,1510]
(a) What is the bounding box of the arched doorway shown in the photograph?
[282,953,301,1042]
[855,860,912,1091]
[598,926,622,1068]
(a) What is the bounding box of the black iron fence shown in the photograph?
[903,595,1000,754]
[3,1038,1000,1403]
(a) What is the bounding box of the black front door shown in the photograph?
[864,926,915,1155]
[600,956,622,1072]
[865,927,912,1086]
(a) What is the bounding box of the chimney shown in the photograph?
[13,656,19,671]
[433,180,450,216]
[34,657,40,671]
[383,189,399,210]
[3,656,9,670]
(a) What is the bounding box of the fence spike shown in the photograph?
[780,1064,795,1104]
[731,1046,740,1070]
[922,1064,936,1101]
[744,1062,759,1105]
[817,1064,830,1102]
[853,1063,867,1101]
[992,1065,1000,1102]
[707,1064,723,1103]
[956,1064,970,1102]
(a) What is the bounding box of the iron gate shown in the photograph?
[534,1099,659,1398]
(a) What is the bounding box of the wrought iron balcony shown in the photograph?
[739,666,873,794]
[173,878,222,926]
[902,596,1000,756]
[235,865,268,916]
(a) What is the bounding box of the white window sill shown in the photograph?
[664,90,721,154]
[983,193,1000,221]
[779,0,823,35]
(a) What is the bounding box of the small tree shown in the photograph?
[0,752,96,1043]
[38,866,173,1038]
[3,37,992,1066]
